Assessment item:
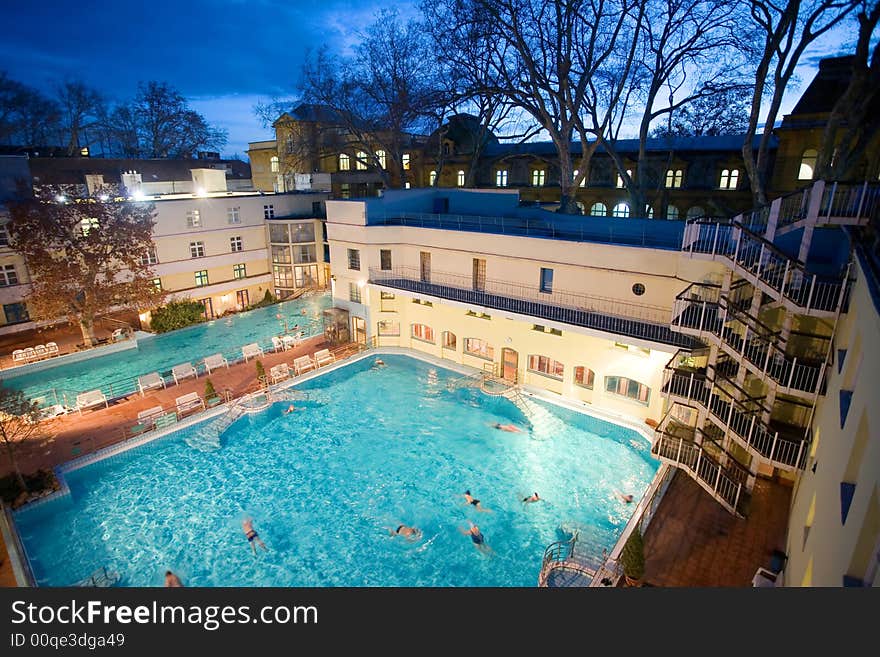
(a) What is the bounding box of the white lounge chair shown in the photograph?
[271,336,287,352]
[22,347,37,362]
[34,345,48,359]
[137,405,165,427]
[137,372,166,395]
[76,389,108,414]
[242,343,264,361]
[281,334,300,350]
[175,392,205,417]
[293,355,315,376]
[171,362,197,385]
[45,342,59,356]
[12,349,26,363]
[269,363,290,384]
[203,353,229,374]
[313,348,336,367]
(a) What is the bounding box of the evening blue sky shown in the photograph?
[2,0,858,157]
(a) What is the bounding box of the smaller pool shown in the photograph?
[3,293,332,404]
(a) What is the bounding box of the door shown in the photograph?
[236,289,249,310]
[199,298,214,320]
[420,251,431,283]
[352,316,367,345]
[502,348,518,383]
[472,258,486,292]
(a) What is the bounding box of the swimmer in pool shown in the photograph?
[522,492,541,503]
[614,490,634,504]
[387,524,421,540]
[459,521,492,553]
[463,489,491,512]
[242,518,268,555]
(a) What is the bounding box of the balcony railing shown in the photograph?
[369,266,699,349]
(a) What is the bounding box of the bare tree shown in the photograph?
[0,384,46,493]
[8,187,163,346]
[55,81,105,156]
[299,9,438,189]
[650,88,752,137]
[814,0,880,180]
[742,0,858,204]
[0,72,61,147]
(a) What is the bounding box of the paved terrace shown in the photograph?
[642,471,792,586]
[0,335,360,478]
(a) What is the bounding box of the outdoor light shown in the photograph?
[55,194,66,203]
[196,187,207,197]
[132,191,146,202]
[358,279,366,288]
[99,194,109,201]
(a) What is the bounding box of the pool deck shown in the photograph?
[0,335,353,479]
[641,471,792,587]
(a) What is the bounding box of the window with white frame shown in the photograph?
[233,263,246,279]
[402,153,411,170]
[457,170,465,187]
[429,170,437,186]
[270,156,280,173]
[540,267,553,293]
[152,278,162,292]
[605,375,650,404]
[665,169,683,188]
[0,264,18,287]
[573,169,586,187]
[719,169,739,190]
[496,169,508,187]
[140,246,158,266]
[667,205,679,220]
[532,170,545,187]
[263,204,274,219]
[227,207,241,224]
[0,225,8,247]
[613,202,630,218]
[616,169,632,188]
[411,323,435,343]
[186,209,201,228]
[339,153,350,171]
[464,338,494,360]
[528,354,564,380]
[574,366,595,389]
[442,331,456,349]
[194,270,209,287]
[189,241,205,258]
[376,150,387,169]
[377,320,400,336]
[230,236,243,252]
[590,202,607,216]
[355,151,368,170]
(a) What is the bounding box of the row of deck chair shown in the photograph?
[12,342,60,364]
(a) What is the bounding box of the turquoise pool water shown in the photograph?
[2,293,331,404]
[15,354,658,587]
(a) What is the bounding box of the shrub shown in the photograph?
[255,360,266,382]
[621,530,646,582]
[248,289,278,310]
[204,378,216,399]
[150,300,206,333]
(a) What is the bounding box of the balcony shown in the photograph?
[369,266,699,349]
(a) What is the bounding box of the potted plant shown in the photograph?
[255,360,266,388]
[204,378,221,407]
[621,529,646,587]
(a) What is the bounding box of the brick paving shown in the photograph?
[642,471,792,587]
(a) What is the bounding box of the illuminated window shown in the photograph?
[590,202,607,216]
[402,153,411,170]
[799,149,817,180]
[613,202,629,218]
[573,169,586,187]
[376,150,387,169]
[411,323,435,343]
[665,169,683,188]
[429,171,437,186]
[233,263,246,279]
[140,246,158,266]
[349,282,362,303]
[442,331,456,349]
[616,169,632,188]
[227,207,240,224]
[496,170,508,187]
[0,264,18,287]
[644,205,654,218]
[532,170,545,187]
[667,205,679,220]
[186,210,200,228]
[605,376,650,404]
[194,270,209,287]
[356,151,368,170]
[464,338,494,360]
[719,168,739,190]
[377,320,399,336]
[270,156,280,173]
[151,278,162,292]
[574,367,595,389]
[339,153,350,171]
[457,170,465,187]
[528,354,564,380]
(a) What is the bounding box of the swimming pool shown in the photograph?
[14,353,658,587]
[2,293,332,404]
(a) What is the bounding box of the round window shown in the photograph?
[632,283,646,296]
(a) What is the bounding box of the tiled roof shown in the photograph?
[27,157,252,185]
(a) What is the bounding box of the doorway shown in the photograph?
[420,251,431,283]
[236,289,249,310]
[352,316,367,345]
[199,298,214,320]
[502,348,518,383]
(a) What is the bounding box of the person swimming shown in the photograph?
[522,492,540,503]
[388,524,421,539]
[285,404,297,413]
[164,570,184,587]
[373,358,386,368]
[460,521,492,553]
[463,489,490,512]
[492,423,523,433]
[614,490,634,504]
[242,518,268,555]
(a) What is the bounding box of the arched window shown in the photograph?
[464,338,494,360]
[355,151,368,170]
[338,153,350,171]
[376,150,387,169]
[687,206,705,219]
[532,170,546,187]
[719,168,739,190]
[573,169,586,187]
[644,205,654,219]
[528,354,564,379]
[613,202,629,218]
[496,170,508,187]
[411,323,435,343]
[270,156,280,173]
[799,149,818,180]
[665,169,683,188]
[574,367,595,389]
[457,170,465,187]
[442,331,457,349]
[605,375,650,404]
[666,205,679,220]
[429,170,437,186]
[590,202,607,216]
[616,169,633,188]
